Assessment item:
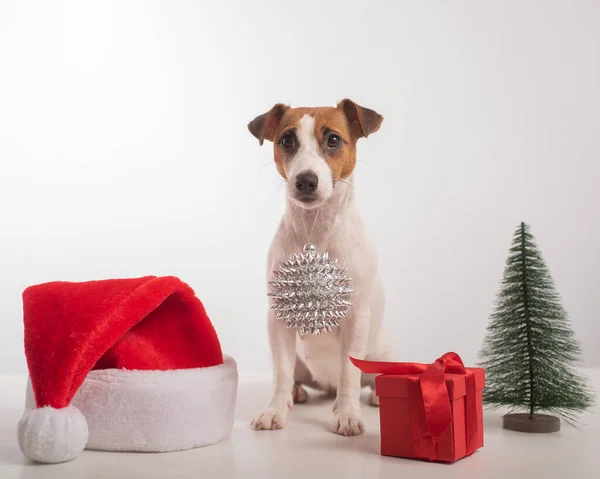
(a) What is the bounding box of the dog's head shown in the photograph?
[248,100,383,209]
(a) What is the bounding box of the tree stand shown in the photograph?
[503,413,560,433]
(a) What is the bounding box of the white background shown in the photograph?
[1,0,598,375]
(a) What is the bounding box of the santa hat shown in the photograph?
[17,275,238,464]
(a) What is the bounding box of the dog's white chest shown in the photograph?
[296,331,341,391]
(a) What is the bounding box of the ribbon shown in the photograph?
[350,352,479,461]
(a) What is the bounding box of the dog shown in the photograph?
[247,99,395,436]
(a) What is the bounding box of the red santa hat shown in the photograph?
[17,275,238,464]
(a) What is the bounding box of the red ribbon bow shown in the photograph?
[350,352,478,461]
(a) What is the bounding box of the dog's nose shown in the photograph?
[295,172,319,192]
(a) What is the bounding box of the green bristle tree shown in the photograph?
[478,222,594,432]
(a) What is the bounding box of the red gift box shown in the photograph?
[350,352,485,463]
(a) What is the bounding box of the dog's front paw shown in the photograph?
[332,411,365,436]
[251,408,288,431]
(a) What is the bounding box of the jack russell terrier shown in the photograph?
[248,99,395,436]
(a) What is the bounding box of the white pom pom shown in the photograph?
[17,406,88,463]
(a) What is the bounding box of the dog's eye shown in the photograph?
[327,134,342,148]
[280,133,295,149]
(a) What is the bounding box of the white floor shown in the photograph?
[1,372,599,479]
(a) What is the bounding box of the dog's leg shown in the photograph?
[292,383,308,404]
[360,373,380,407]
[292,355,313,404]
[361,340,396,407]
[251,314,297,430]
[360,372,379,407]
[332,306,370,436]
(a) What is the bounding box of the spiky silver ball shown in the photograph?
[268,243,353,335]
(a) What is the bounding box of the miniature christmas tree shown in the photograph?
[479,222,594,432]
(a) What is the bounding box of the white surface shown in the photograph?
[2,371,599,478]
[1,0,600,378]
[21,355,238,459]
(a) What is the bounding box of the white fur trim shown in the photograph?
[23,355,238,455]
[18,405,88,463]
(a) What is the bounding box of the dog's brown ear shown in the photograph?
[337,99,383,140]
[248,104,289,145]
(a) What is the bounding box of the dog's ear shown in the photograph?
[248,104,289,146]
[337,99,383,140]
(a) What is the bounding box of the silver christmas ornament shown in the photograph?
[268,243,353,335]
